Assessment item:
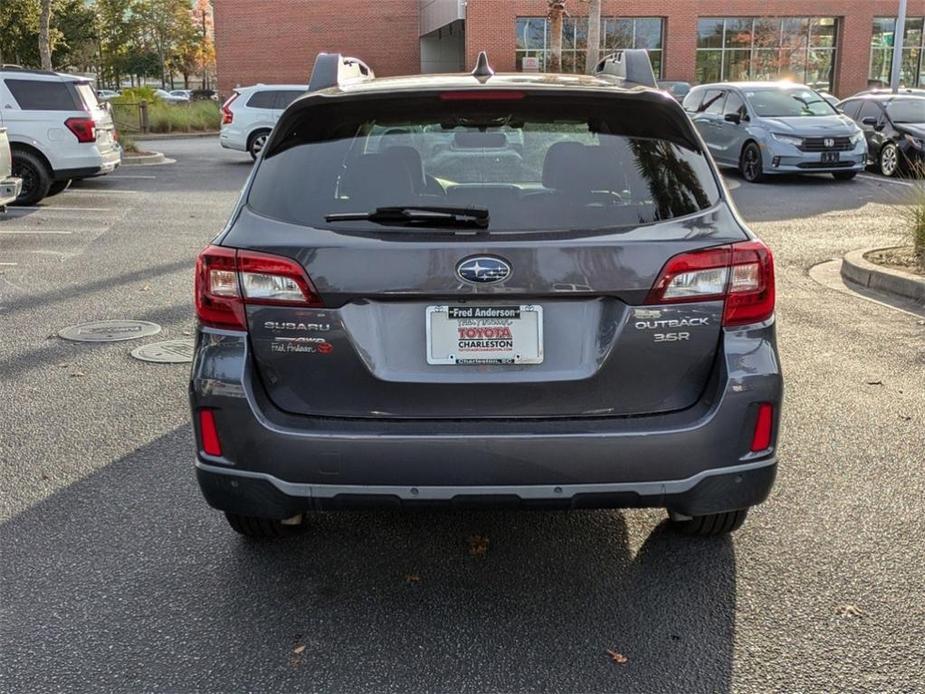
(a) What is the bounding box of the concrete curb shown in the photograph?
[134,131,219,140]
[841,247,925,303]
[122,152,167,166]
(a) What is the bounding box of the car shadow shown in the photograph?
[1,427,737,693]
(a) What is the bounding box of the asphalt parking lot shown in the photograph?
[1,138,923,693]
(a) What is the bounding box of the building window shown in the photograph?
[870,16,925,88]
[515,17,664,76]
[696,17,839,91]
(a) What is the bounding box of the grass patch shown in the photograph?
[110,92,220,135]
[900,162,925,272]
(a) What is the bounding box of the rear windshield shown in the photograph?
[5,79,82,110]
[744,87,836,118]
[74,83,100,109]
[247,93,720,233]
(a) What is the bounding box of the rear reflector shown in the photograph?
[198,409,222,456]
[195,246,323,330]
[64,116,96,143]
[440,90,525,101]
[646,240,775,327]
[750,403,774,452]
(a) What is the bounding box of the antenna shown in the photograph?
[593,49,658,88]
[471,51,494,80]
[308,53,375,92]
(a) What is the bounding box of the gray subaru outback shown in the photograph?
[190,51,781,539]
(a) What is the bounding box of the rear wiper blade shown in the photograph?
[325,206,489,229]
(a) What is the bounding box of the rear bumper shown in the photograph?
[197,458,777,516]
[190,320,783,516]
[0,176,21,206]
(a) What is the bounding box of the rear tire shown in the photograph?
[47,178,72,196]
[739,143,764,183]
[224,512,306,539]
[247,129,270,160]
[11,150,52,205]
[832,171,857,181]
[668,508,749,537]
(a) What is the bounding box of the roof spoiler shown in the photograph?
[308,52,375,92]
[592,49,658,89]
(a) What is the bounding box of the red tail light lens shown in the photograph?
[195,246,322,330]
[646,240,775,327]
[198,408,222,457]
[750,403,774,452]
[220,92,239,124]
[65,116,96,143]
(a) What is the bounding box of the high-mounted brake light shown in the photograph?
[220,92,239,124]
[64,116,96,143]
[195,246,322,330]
[646,240,775,327]
[439,90,525,101]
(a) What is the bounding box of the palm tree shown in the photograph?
[547,1,566,72]
[585,0,601,74]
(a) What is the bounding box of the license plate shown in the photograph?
[821,151,840,164]
[426,305,543,365]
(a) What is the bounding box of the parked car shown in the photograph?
[0,67,121,205]
[837,94,925,177]
[190,88,218,101]
[96,88,121,101]
[219,84,307,159]
[169,89,192,101]
[0,127,23,210]
[659,80,691,102]
[683,82,867,182]
[192,51,781,539]
[818,91,840,109]
[853,87,925,99]
[154,88,188,104]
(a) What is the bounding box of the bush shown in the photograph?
[111,98,220,134]
[903,163,925,271]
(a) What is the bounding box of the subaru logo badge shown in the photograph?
[824,138,835,148]
[456,256,511,284]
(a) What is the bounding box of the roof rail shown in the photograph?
[593,49,657,89]
[308,53,375,92]
[0,65,58,76]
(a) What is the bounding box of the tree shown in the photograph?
[38,0,53,69]
[547,0,566,72]
[0,0,42,66]
[585,0,601,74]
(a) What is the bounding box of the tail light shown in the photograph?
[195,246,322,330]
[198,408,223,457]
[64,116,96,143]
[220,92,239,124]
[646,240,775,327]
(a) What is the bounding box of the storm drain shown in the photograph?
[58,320,162,342]
[131,339,195,364]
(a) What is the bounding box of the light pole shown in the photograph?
[889,0,907,93]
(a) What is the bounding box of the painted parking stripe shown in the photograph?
[858,174,916,188]
[103,174,157,180]
[3,206,116,214]
[0,229,74,235]
[68,188,140,194]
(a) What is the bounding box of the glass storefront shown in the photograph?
[515,17,664,76]
[695,17,839,91]
[870,16,925,88]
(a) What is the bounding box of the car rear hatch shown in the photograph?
[72,81,118,153]
[203,85,768,420]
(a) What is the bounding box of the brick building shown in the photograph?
[214,0,925,98]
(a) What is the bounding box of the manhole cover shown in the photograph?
[59,320,162,343]
[131,339,195,364]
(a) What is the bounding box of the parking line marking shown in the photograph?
[0,262,18,266]
[68,188,140,194]
[0,229,74,235]
[3,206,115,214]
[858,174,915,188]
[104,174,157,180]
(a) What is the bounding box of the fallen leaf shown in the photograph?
[835,604,863,618]
[468,534,489,558]
[404,574,421,583]
[292,644,305,655]
[40,473,50,481]
[900,415,912,421]
[865,381,883,386]
[606,649,628,664]
[69,371,86,378]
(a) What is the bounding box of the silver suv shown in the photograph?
[684,82,867,182]
[219,84,306,159]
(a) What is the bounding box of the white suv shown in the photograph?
[0,67,121,205]
[219,84,305,159]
